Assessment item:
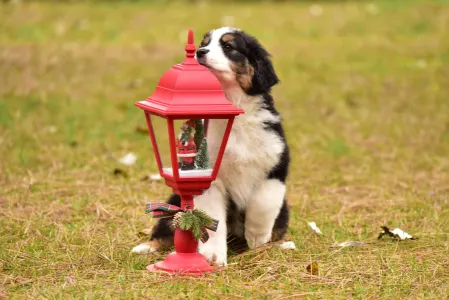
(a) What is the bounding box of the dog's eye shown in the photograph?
[223,44,232,50]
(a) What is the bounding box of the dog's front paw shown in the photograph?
[198,241,227,267]
[131,241,160,254]
[245,231,271,250]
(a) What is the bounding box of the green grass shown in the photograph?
[1,0,449,298]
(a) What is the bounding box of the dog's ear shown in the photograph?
[240,32,279,95]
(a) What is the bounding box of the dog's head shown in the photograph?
[195,27,279,95]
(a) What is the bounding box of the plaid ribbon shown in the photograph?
[145,202,219,243]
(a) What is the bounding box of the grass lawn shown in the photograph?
[1,0,448,298]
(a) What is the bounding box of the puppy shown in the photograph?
[132,27,290,266]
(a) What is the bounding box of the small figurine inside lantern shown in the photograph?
[154,117,215,178]
[176,119,209,172]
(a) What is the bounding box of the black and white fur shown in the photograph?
[132,27,290,266]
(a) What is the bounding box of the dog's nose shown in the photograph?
[196,48,210,58]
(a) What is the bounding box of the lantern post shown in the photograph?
[135,29,243,275]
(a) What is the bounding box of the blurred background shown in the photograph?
[1,0,447,187]
[0,0,448,298]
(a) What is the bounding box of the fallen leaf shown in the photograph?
[119,153,137,166]
[308,222,323,235]
[378,226,416,240]
[279,241,296,250]
[113,168,128,178]
[306,261,319,276]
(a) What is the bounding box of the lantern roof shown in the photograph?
[135,29,244,117]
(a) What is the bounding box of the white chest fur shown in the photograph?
[207,93,284,210]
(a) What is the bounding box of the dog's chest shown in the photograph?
[207,111,284,208]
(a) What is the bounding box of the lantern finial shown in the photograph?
[185,29,196,60]
[188,29,194,45]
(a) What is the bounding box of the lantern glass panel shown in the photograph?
[161,118,227,178]
[148,114,172,173]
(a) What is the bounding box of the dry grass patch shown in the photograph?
[1,0,448,299]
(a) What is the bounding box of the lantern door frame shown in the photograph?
[143,111,235,194]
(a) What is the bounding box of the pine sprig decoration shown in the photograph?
[179,211,195,229]
[192,209,214,228]
[171,209,215,240]
[172,212,183,228]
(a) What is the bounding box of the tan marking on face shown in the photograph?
[201,34,211,47]
[221,33,235,43]
[231,61,254,91]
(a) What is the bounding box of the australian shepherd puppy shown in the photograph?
[132,27,290,266]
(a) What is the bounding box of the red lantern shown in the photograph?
[135,29,243,275]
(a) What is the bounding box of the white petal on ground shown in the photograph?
[333,241,365,248]
[119,153,137,166]
[149,173,162,181]
[308,222,323,235]
[279,241,296,250]
[391,228,414,240]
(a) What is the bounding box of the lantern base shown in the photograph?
[147,252,215,276]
